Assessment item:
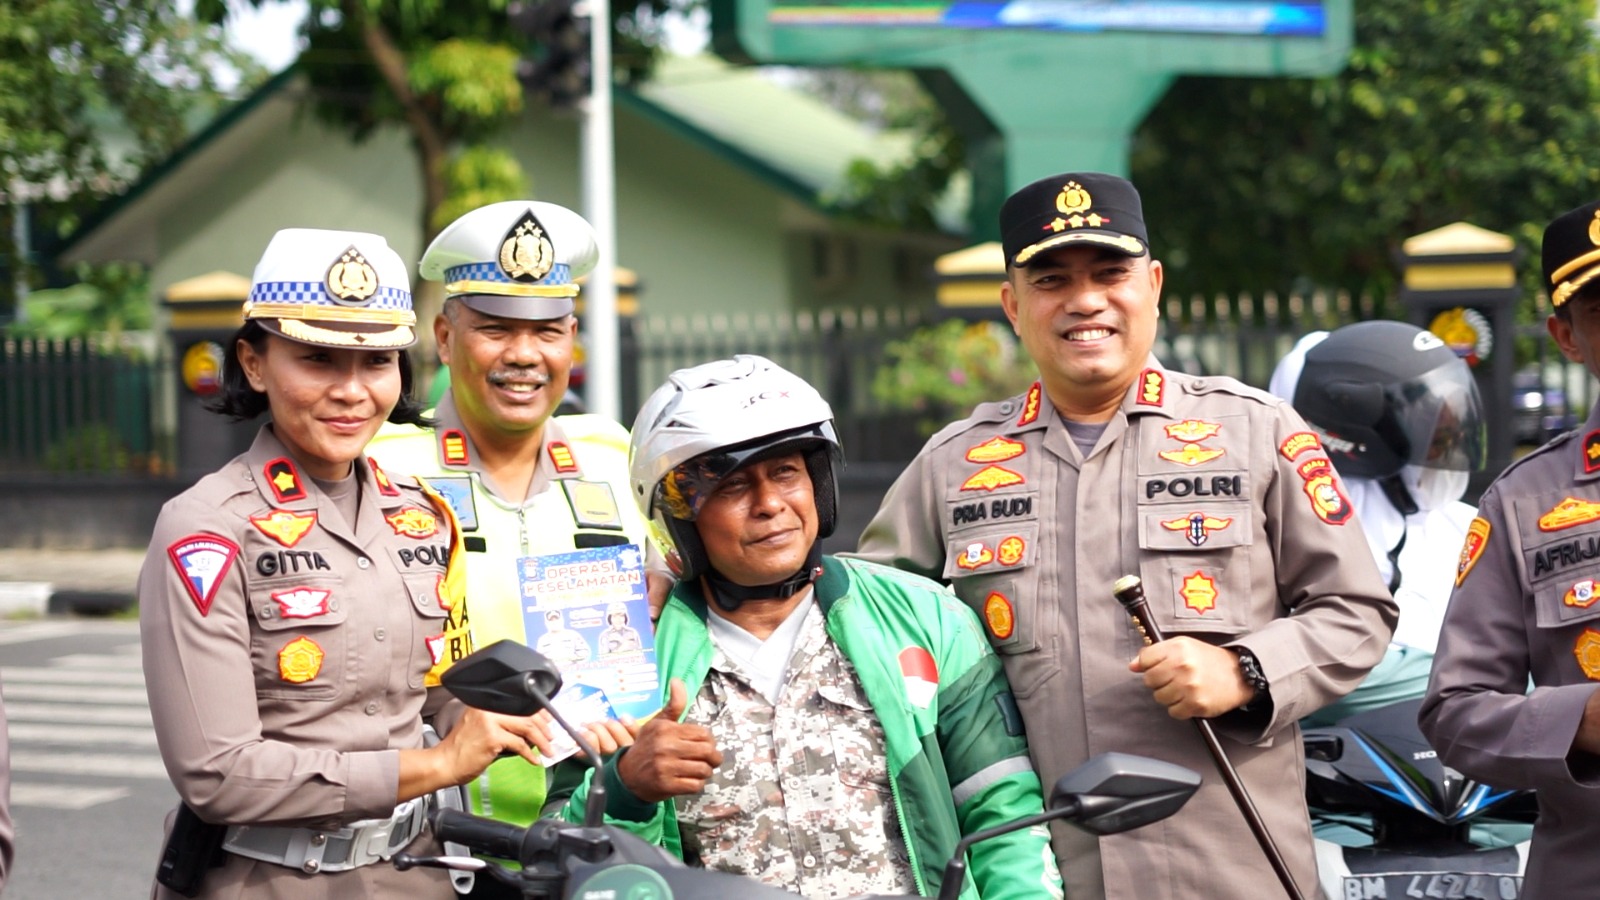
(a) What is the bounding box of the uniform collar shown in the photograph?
[430,392,585,495]
[243,426,319,510]
[668,555,852,621]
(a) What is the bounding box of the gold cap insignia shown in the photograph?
[325,246,379,305]
[1056,182,1092,216]
[498,210,556,283]
[1589,211,1600,247]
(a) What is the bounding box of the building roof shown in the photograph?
[59,54,962,265]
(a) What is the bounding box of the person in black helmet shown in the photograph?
[1269,320,1485,725]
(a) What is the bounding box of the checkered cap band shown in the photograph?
[443,262,572,286]
[248,281,412,311]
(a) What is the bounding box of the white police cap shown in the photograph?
[243,228,415,349]
[419,200,598,320]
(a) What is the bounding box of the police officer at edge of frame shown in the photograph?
[1421,199,1600,898]
[852,172,1397,900]
[139,228,554,899]
[367,201,664,898]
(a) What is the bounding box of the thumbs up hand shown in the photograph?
[615,679,724,802]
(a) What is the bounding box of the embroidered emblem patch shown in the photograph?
[249,510,317,548]
[984,592,1016,640]
[1538,497,1600,532]
[1456,517,1491,587]
[899,646,939,709]
[386,507,438,539]
[272,587,331,619]
[1577,629,1600,681]
[966,436,1025,464]
[1016,383,1042,427]
[441,429,469,466]
[548,441,578,474]
[263,457,306,504]
[278,636,325,683]
[956,542,994,570]
[1158,445,1225,467]
[368,458,400,497]
[1137,368,1164,406]
[1297,458,1353,525]
[1585,431,1600,475]
[1180,571,1218,614]
[1165,420,1221,443]
[1161,513,1234,547]
[426,633,447,666]
[1279,432,1322,461]
[996,536,1025,566]
[960,465,1025,492]
[167,535,240,617]
[1566,579,1599,609]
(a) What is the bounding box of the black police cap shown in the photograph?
[1000,172,1149,268]
[1543,199,1600,308]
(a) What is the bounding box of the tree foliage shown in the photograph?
[1131,0,1600,297]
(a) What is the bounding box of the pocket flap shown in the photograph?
[941,523,1039,580]
[1534,575,1600,629]
[404,574,451,620]
[1139,502,1250,552]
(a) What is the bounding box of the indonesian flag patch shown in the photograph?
[899,646,939,709]
[167,534,240,617]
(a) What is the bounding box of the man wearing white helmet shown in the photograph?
[367,202,661,896]
[1268,321,1485,725]
[559,355,1063,900]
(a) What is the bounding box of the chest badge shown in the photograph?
[271,587,332,619]
[1576,629,1600,681]
[966,436,1025,464]
[1538,497,1600,532]
[386,507,439,539]
[996,536,1026,566]
[1162,513,1233,547]
[562,480,624,530]
[1165,420,1220,442]
[899,646,939,709]
[278,636,325,683]
[1158,445,1226,467]
[1455,517,1491,587]
[1566,580,1600,609]
[957,542,995,570]
[984,592,1016,640]
[250,510,317,548]
[1180,571,1218,614]
[961,465,1025,492]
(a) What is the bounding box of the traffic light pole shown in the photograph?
[580,0,621,425]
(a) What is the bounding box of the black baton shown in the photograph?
[1113,574,1307,900]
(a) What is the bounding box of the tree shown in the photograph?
[1131,0,1600,298]
[0,1,262,317]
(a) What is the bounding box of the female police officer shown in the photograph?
[139,229,550,899]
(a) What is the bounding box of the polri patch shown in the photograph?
[1180,571,1218,614]
[1165,420,1220,443]
[562,480,624,530]
[1158,445,1225,467]
[966,436,1025,464]
[1161,513,1233,547]
[1279,432,1322,461]
[386,507,438,539]
[1577,629,1600,681]
[1456,517,1491,587]
[1136,368,1164,406]
[1297,458,1353,525]
[249,510,317,548]
[368,457,400,497]
[425,475,479,532]
[278,636,325,683]
[996,536,1025,566]
[1016,382,1042,427]
[272,587,331,619]
[441,429,470,466]
[1565,579,1599,609]
[548,441,578,474]
[961,465,1025,492]
[263,457,306,504]
[167,534,240,617]
[984,592,1016,640]
[1538,497,1600,532]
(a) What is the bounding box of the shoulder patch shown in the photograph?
[167,534,240,616]
[1279,431,1321,461]
[1455,517,1491,587]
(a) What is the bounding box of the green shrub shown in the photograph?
[871,319,1037,436]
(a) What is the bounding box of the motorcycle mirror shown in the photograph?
[1047,751,1202,837]
[440,640,565,716]
[934,752,1199,900]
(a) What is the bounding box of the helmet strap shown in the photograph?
[701,542,824,613]
[1378,472,1419,518]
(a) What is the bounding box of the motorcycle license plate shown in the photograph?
[1341,873,1522,900]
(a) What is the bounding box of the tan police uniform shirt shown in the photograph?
[1421,401,1600,898]
[853,365,1396,900]
[140,426,456,900]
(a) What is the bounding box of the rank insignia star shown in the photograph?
[263,457,307,504]
[1586,430,1600,473]
[368,458,400,496]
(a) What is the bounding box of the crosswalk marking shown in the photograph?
[7,701,152,726]
[7,722,160,747]
[3,682,149,704]
[9,783,132,810]
[10,751,170,780]
[2,666,144,685]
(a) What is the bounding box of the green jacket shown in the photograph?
[563,556,1062,900]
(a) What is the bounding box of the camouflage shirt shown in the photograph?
[676,602,918,898]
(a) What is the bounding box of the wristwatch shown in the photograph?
[1234,647,1270,710]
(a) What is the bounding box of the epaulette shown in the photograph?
[1178,372,1281,407]
[553,412,631,452]
[1489,426,1580,486]
[924,387,1035,452]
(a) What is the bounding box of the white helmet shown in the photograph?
[629,355,843,583]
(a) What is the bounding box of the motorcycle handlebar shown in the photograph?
[431,807,526,862]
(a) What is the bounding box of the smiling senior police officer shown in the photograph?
[139,229,552,900]
[367,201,660,896]
[852,172,1397,899]
[1420,199,1600,898]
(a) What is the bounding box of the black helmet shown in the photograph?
[1293,321,1485,484]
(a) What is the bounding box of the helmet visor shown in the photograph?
[653,427,830,521]
[1384,364,1484,473]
